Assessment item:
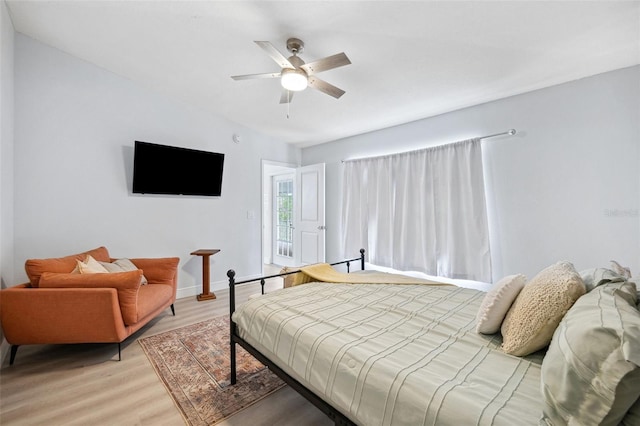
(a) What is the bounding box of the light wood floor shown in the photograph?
[0,266,332,426]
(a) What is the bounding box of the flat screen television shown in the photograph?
[132,141,224,196]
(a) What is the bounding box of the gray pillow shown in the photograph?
[579,267,626,292]
[99,258,148,285]
[629,277,640,306]
[541,281,640,425]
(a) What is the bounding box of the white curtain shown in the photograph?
[341,138,491,282]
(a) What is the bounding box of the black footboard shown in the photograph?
[227,249,365,426]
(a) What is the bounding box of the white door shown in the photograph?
[295,163,326,265]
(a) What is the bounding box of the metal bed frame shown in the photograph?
[226,249,365,426]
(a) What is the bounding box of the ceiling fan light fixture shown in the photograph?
[281,68,307,91]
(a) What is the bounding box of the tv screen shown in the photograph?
[132,141,224,196]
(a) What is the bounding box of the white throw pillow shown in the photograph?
[476,274,527,334]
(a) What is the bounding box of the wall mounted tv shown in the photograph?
[132,141,225,196]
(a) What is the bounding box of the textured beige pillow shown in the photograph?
[99,258,148,285]
[76,255,109,274]
[476,274,527,334]
[501,261,585,356]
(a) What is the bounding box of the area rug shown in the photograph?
[139,316,285,425]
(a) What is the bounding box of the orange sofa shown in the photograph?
[0,247,179,365]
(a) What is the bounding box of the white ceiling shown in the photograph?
[6,1,640,147]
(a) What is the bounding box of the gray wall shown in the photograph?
[0,0,15,362]
[303,66,640,282]
[1,0,14,290]
[13,34,300,296]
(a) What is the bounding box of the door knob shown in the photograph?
[317,225,326,230]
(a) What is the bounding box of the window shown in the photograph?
[275,178,294,258]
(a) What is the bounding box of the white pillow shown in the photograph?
[476,274,526,334]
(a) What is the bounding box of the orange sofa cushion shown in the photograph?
[25,246,111,287]
[39,270,142,325]
[137,284,174,320]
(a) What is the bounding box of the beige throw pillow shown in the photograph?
[476,274,526,334]
[99,258,148,285]
[501,261,585,356]
[76,255,109,274]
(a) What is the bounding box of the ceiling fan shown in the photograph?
[231,38,351,104]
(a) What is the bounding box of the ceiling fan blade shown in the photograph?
[308,77,345,99]
[231,72,281,80]
[300,53,351,75]
[279,89,295,104]
[255,41,294,69]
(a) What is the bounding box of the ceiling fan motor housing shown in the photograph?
[288,55,305,68]
[286,38,304,55]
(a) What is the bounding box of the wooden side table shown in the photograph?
[190,249,220,301]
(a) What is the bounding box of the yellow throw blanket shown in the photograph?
[284,263,451,287]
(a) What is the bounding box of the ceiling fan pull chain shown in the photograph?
[287,90,291,119]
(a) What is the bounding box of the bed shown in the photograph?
[227,251,640,426]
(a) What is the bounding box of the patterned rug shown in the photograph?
[139,316,285,425]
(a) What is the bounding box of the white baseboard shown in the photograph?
[176,273,267,300]
[176,284,199,300]
[210,279,230,293]
[175,274,265,300]
[176,275,248,299]
[175,281,226,300]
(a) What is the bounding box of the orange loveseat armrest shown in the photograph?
[129,257,179,288]
[0,285,128,345]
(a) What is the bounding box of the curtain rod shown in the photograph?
[341,129,517,163]
[479,129,516,140]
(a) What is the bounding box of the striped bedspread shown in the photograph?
[233,282,544,426]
